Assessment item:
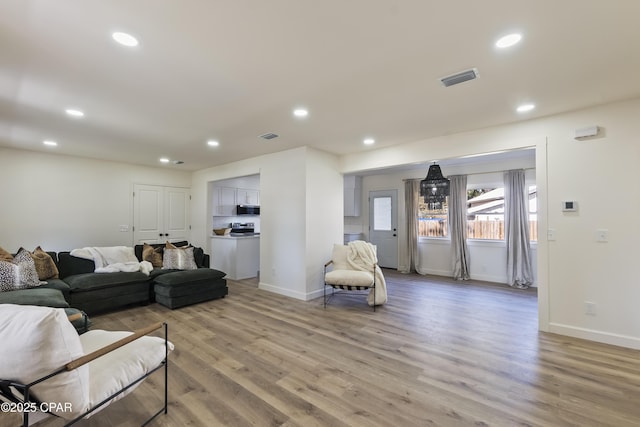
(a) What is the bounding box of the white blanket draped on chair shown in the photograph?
[346,240,388,306]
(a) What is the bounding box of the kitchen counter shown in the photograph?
[210,235,260,280]
[211,233,260,239]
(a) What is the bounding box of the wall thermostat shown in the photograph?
[562,201,578,212]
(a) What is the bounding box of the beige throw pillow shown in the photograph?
[142,243,163,268]
[31,246,60,280]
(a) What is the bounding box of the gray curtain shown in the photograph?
[504,169,534,288]
[449,175,470,280]
[400,179,420,273]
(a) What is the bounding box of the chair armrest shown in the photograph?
[66,322,164,371]
[324,260,333,268]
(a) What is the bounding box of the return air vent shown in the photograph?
[440,68,479,87]
[259,132,279,140]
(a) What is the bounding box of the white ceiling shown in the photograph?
[2,1,639,171]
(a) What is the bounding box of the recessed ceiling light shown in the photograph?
[496,33,522,49]
[159,157,170,163]
[112,31,139,47]
[363,138,375,145]
[517,103,536,113]
[65,108,84,118]
[43,140,57,147]
[207,140,220,147]
[293,108,308,118]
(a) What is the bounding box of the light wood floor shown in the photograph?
[29,270,640,427]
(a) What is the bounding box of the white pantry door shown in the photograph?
[369,190,398,269]
[133,184,190,244]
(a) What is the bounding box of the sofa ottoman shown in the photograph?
[154,268,227,309]
[64,272,151,314]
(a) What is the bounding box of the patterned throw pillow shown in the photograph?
[0,260,19,291]
[0,249,41,291]
[142,243,163,268]
[30,246,60,280]
[162,247,197,270]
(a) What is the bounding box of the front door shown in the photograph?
[369,190,398,269]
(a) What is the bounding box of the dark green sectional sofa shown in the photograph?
[0,242,228,316]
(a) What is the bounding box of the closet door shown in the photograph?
[164,186,190,242]
[133,184,190,244]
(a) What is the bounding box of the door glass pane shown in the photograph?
[373,197,392,230]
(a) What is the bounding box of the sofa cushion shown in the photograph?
[57,252,96,278]
[64,272,150,292]
[0,287,69,308]
[40,278,71,299]
[154,268,226,286]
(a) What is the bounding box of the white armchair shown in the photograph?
[324,242,386,311]
[0,304,173,426]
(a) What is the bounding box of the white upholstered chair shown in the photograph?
[0,304,173,426]
[324,243,377,311]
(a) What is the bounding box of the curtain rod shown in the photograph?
[402,167,535,181]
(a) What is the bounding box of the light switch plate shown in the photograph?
[596,229,608,242]
[547,228,556,241]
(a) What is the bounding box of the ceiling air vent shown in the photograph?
[440,68,479,87]
[259,132,279,140]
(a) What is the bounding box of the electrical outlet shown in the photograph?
[585,301,597,316]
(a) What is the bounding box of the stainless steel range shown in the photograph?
[230,222,255,235]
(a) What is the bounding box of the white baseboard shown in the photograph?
[258,281,323,301]
[549,323,640,350]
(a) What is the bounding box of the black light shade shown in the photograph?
[420,163,450,204]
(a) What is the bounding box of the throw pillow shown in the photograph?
[0,246,13,261]
[30,246,60,280]
[162,246,198,270]
[142,243,163,268]
[0,260,19,292]
[13,248,41,289]
[0,249,41,291]
[165,241,189,249]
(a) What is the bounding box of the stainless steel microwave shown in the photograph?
[237,204,260,215]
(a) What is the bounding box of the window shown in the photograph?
[466,185,537,241]
[418,199,448,237]
[467,188,504,240]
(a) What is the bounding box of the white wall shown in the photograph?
[341,97,640,350]
[191,146,342,301]
[0,148,191,251]
[305,149,344,296]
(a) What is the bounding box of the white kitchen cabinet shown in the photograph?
[237,188,259,205]
[213,187,237,216]
[344,175,362,217]
[210,235,260,280]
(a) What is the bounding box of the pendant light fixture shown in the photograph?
[420,163,450,206]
